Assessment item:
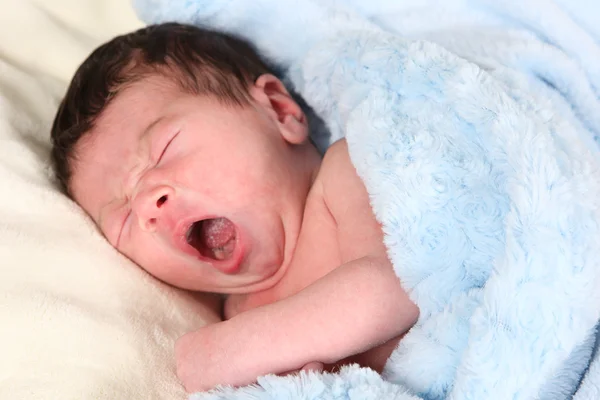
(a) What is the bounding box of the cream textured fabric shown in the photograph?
[0,1,221,399]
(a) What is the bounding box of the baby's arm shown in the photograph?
[176,140,418,391]
[177,253,416,391]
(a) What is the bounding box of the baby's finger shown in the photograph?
[300,362,324,372]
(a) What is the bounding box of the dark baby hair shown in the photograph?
[50,22,271,196]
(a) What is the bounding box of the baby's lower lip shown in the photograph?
[207,233,244,275]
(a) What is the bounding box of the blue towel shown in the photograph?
[133,1,600,398]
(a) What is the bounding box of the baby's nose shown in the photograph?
[132,185,173,232]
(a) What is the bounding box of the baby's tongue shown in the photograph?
[187,217,237,261]
[202,218,235,249]
[199,217,235,260]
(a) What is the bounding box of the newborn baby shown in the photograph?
[51,23,419,392]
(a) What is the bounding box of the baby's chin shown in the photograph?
[218,254,289,295]
[216,273,284,294]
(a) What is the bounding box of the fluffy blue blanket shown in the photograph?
[133,0,600,398]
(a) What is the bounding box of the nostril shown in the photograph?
[157,195,167,208]
[148,218,157,226]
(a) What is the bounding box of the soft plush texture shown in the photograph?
[134,0,600,399]
[0,1,221,399]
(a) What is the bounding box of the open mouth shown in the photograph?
[186,217,237,261]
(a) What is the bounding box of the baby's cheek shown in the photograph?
[124,238,170,279]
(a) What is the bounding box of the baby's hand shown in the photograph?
[175,309,307,392]
[175,320,257,392]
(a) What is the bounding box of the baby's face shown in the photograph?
[70,75,319,293]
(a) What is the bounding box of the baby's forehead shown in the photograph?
[69,81,168,213]
[74,75,183,163]
[73,125,134,177]
[79,76,178,153]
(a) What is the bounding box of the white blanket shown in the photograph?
[0,1,221,399]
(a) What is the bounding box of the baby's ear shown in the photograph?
[250,74,308,145]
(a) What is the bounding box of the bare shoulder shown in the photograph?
[319,139,356,202]
[321,138,350,167]
[320,139,366,220]
[320,139,387,262]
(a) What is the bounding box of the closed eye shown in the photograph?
[157,131,180,164]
